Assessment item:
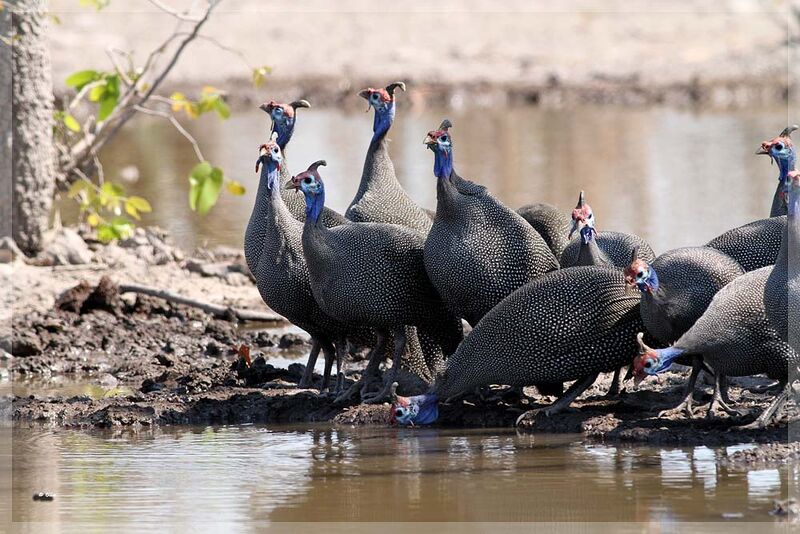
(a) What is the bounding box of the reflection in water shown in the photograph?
[9,425,788,528]
[72,106,785,253]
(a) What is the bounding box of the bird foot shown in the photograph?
[744,381,782,395]
[658,400,698,419]
[333,379,363,405]
[736,417,769,430]
[705,398,745,420]
[297,373,315,390]
[361,382,393,404]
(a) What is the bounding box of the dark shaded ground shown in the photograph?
[7,272,799,468]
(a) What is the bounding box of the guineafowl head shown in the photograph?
[254,133,283,194]
[424,119,454,179]
[757,125,798,197]
[259,99,311,150]
[390,383,439,426]
[286,160,327,222]
[569,191,596,243]
[624,247,659,293]
[359,82,405,143]
[632,333,683,385]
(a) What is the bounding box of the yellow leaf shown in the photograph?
[67,179,88,198]
[226,180,246,196]
[124,201,140,220]
[127,196,152,212]
[87,213,101,227]
[201,85,218,94]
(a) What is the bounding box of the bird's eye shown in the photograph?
[395,409,403,417]
[272,147,279,154]
[371,93,380,101]
[440,135,449,143]
[644,360,653,368]
[637,270,645,277]
[775,143,784,151]
[303,177,313,184]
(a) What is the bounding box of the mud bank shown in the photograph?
[5,229,798,460]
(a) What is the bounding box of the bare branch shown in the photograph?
[105,47,134,87]
[195,34,252,70]
[134,105,205,161]
[146,0,203,22]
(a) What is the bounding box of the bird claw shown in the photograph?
[658,400,698,419]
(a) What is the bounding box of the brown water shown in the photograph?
[66,105,789,253]
[5,424,794,529]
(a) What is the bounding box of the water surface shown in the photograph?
[7,424,791,529]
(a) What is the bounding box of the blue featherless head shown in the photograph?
[632,333,683,386]
[424,119,454,179]
[259,99,311,150]
[624,247,659,294]
[757,125,798,201]
[254,132,283,194]
[390,383,439,426]
[358,82,405,143]
[285,160,327,222]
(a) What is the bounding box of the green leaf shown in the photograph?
[87,212,101,227]
[251,66,271,88]
[111,217,134,239]
[96,223,116,243]
[225,180,246,196]
[65,69,99,90]
[124,201,140,220]
[88,83,106,102]
[63,114,81,132]
[97,94,118,122]
[101,181,124,198]
[213,98,230,120]
[126,196,152,212]
[79,0,110,11]
[188,162,224,215]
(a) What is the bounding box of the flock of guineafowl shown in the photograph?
[244,81,798,429]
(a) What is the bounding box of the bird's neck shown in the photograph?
[776,185,800,274]
[371,103,395,145]
[576,228,608,267]
[656,346,684,368]
[245,160,282,272]
[638,267,660,294]
[275,120,295,151]
[434,149,454,181]
[304,190,326,226]
[776,152,796,184]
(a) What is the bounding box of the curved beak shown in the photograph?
[284,179,298,191]
[259,102,271,113]
[357,89,371,100]
[756,146,769,155]
[424,133,435,146]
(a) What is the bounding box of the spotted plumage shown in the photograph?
[291,163,462,403]
[259,99,347,228]
[560,191,655,269]
[706,216,784,272]
[634,263,797,427]
[765,170,800,351]
[392,266,644,424]
[244,138,366,390]
[345,82,433,235]
[422,120,559,326]
[516,202,571,259]
[625,246,744,345]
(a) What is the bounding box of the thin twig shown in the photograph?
[134,105,205,161]
[118,282,285,323]
[105,47,134,87]
[146,0,203,22]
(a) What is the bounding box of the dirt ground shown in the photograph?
[4,227,799,470]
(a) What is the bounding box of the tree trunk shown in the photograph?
[10,0,56,256]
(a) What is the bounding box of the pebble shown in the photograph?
[32,492,55,502]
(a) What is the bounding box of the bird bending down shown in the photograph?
[392,266,645,425]
[624,246,744,416]
[289,161,461,404]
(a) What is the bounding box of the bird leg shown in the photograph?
[298,339,321,389]
[605,367,623,398]
[334,331,388,404]
[363,327,407,404]
[334,337,348,394]
[743,380,782,395]
[658,356,703,419]
[738,379,790,429]
[541,373,600,416]
[706,372,745,419]
[321,340,335,392]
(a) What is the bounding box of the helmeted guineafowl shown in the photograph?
[391,266,645,425]
[633,253,798,427]
[560,191,655,269]
[756,125,797,217]
[289,161,462,404]
[345,82,433,234]
[516,202,571,259]
[260,99,347,228]
[706,216,785,272]
[624,246,744,415]
[765,170,800,351]
[422,119,559,327]
[244,136,365,391]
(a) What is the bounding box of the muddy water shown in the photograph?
[64,105,788,254]
[6,424,791,528]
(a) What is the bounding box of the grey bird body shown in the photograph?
[429,266,644,402]
[424,171,559,326]
[706,216,785,272]
[346,136,432,235]
[561,231,655,269]
[516,202,571,259]
[638,247,744,345]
